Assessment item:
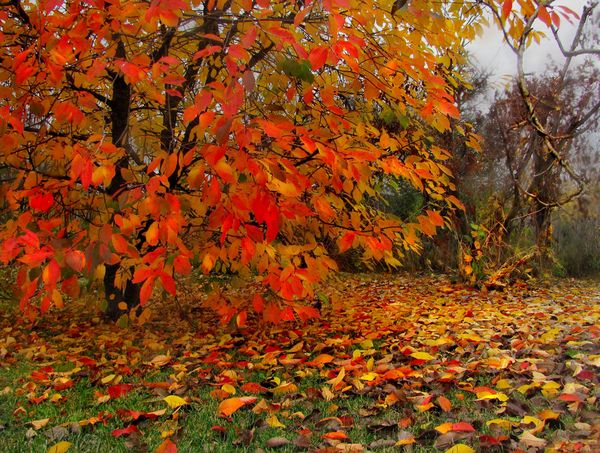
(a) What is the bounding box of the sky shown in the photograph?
[467,0,592,90]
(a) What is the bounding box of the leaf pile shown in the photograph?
[1,274,599,451]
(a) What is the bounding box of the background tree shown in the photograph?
[480,0,600,270]
[0,0,484,322]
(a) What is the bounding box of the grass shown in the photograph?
[0,272,599,452]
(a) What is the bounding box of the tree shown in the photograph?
[479,0,600,269]
[0,0,531,322]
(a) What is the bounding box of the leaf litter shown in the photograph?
[0,273,599,451]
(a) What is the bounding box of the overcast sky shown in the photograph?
[467,0,591,89]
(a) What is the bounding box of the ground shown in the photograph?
[0,273,599,452]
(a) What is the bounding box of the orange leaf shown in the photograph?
[156,438,177,453]
[217,396,257,417]
[437,395,452,412]
[537,6,552,27]
[308,353,334,367]
[145,222,159,246]
[321,431,348,440]
[111,234,129,254]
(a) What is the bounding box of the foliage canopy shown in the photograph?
[0,0,575,322]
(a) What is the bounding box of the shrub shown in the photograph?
[553,217,600,277]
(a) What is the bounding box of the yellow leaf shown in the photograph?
[326,368,346,388]
[163,395,188,409]
[435,422,453,433]
[537,409,560,421]
[395,433,416,445]
[222,383,236,395]
[359,372,378,381]
[360,339,373,349]
[268,178,301,197]
[541,381,561,398]
[47,442,72,453]
[486,419,513,430]
[272,382,298,395]
[30,418,50,430]
[266,414,286,428]
[521,415,545,434]
[101,374,116,385]
[444,445,475,453]
[495,379,512,390]
[410,351,435,361]
[476,391,508,402]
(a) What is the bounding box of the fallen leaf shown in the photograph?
[334,443,364,452]
[44,426,69,442]
[218,396,257,417]
[266,414,286,428]
[435,432,473,450]
[537,409,561,421]
[108,383,134,399]
[47,442,72,453]
[156,438,177,453]
[444,444,475,453]
[411,351,435,361]
[265,436,290,448]
[521,415,545,434]
[111,425,140,437]
[163,395,188,409]
[519,431,547,449]
[437,395,452,412]
[395,430,415,445]
[322,431,349,440]
[486,418,513,430]
[30,418,50,430]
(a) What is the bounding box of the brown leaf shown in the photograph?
[43,426,69,442]
[434,432,474,450]
[368,439,397,449]
[265,437,290,448]
[519,431,547,449]
[293,434,312,448]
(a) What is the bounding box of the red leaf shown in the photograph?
[309,47,328,70]
[53,379,74,391]
[30,193,54,212]
[502,0,513,19]
[111,425,140,437]
[140,277,155,306]
[42,259,61,286]
[252,294,265,313]
[558,393,582,402]
[452,422,476,432]
[108,384,134,399]
[160,274,177,295]
[240,382,268,394]
[65,250,85,273]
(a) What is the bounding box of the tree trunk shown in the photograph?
[531,146,558,272]
[104,39,141,320]
[104,265,141,320]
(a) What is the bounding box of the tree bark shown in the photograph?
[104,39,141,320]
